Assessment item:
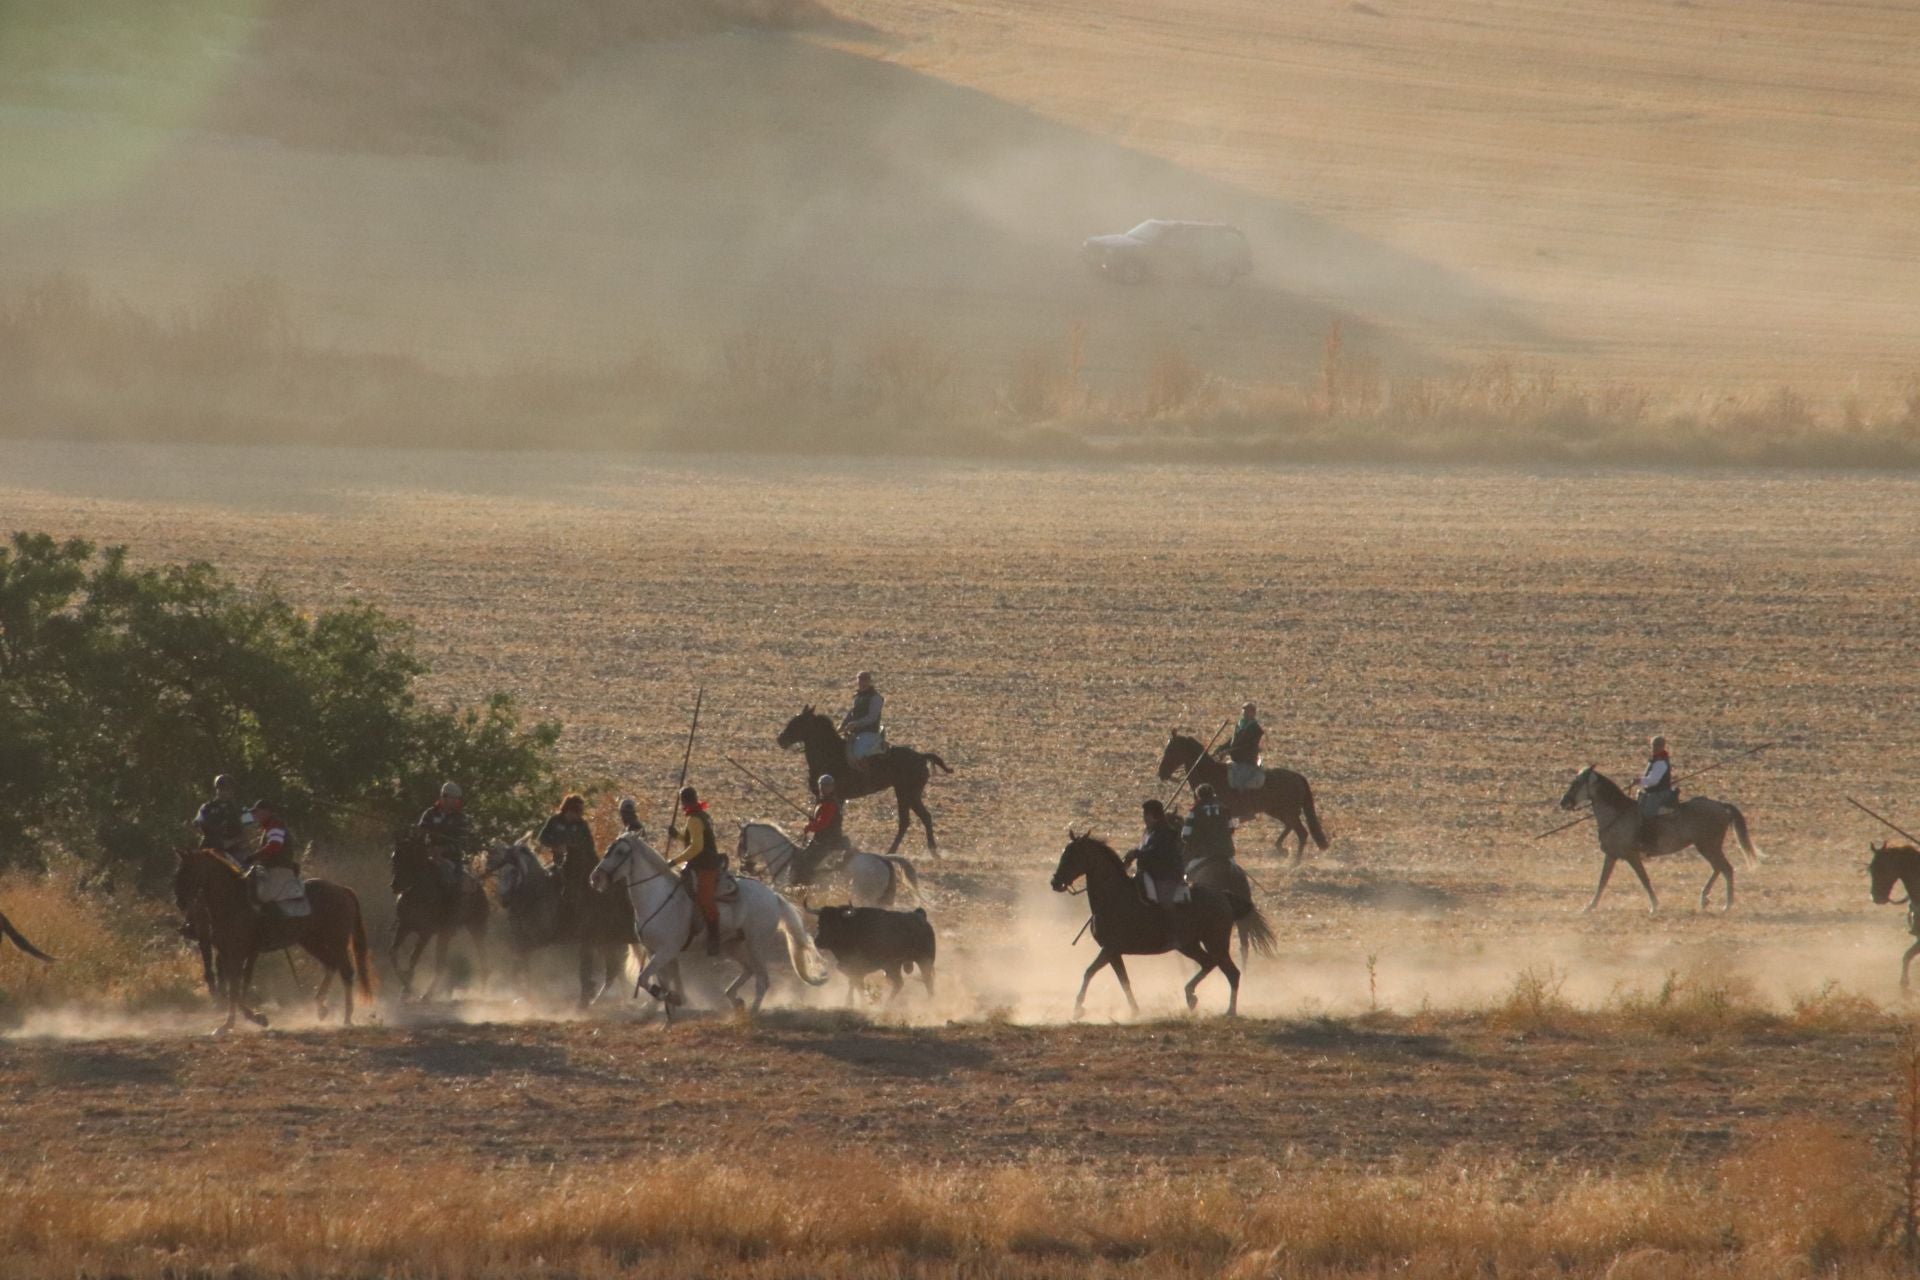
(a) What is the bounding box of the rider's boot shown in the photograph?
[705,916,722,957]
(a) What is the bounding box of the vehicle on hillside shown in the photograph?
[1081,219,1253,285]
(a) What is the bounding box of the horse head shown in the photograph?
[1155,730,1196,782]
[1051,832,1111,894]
[1869,842,1918,905]
[776,706,822,750]
[1558,765,1596,811]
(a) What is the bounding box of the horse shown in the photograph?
[171,848,373,1033]
[1184,853,1269,969]
[590,831,829,1017]
[1558,766,1761,913]
[0,908,53,962]
[1049,832,1275,1018]
[1868,843,1920,990]
[776,707,951,855]
[1156,732,1328,859]
[736,820,922,908]
[481,840,634,1007]
[389,829,490,1000]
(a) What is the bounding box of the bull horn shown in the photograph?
[1872,841,1886,853]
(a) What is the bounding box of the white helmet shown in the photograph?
[818,773,836,791]
[440,781,462,800]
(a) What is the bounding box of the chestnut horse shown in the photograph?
[1156,732,1328,859]
[173,848,373,1032]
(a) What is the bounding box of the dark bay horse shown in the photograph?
[482,841,634,1007]
[1185,854,1269,968]
[1868,843,1920,989]
[777,707,952,855]
[390,830,490,1000]
[1049,833,1275,1018]
[1156,732,1328,859]
[1558,766,1761,913]
[172,848,373,1032]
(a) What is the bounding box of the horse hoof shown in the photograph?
[730,997,746,1013]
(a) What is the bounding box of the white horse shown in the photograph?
[736,821,921,908]
[589,832,828,1016]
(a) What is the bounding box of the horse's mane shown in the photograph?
[1584,768,1631,807]
[606,830,672,871]
[1068,835,1124,869]
[742,819,794,841]
[1168,732,1203,752]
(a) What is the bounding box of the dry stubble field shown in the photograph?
[4,442,1920,1275]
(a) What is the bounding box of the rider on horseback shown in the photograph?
[797,773,850,882]
[1636,736,1679,819]
[839,671,886,785]
[1181,783,1236,866]
[537,793,597,927]
[417,782,474,895]
[618,797,644,835]
[668,786,725,956]
[194,773,253,858]
[245,800,306,918]
[1217,703,1266,792]
[1123,799,1190,908]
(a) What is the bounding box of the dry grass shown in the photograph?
[0,873,200,1022]
[0,1129,1903,1279]
[7,275,1919,465]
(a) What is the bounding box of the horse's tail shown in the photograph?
[890,856,922,902]
[349,891,376,997]
[0,910,53,962]
[1728,804,1764,868]
[1227,897,1280,959]
[920,752,953,776]
[1301,778,1329,850]
[776,894,832,987]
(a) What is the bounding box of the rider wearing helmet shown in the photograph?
[668,786,724,956]
[1218,702,1266,791]
[417,782,473,892]
[618,797,644,835]
[193,773,252,859]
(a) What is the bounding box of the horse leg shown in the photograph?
[1074,949,1115,1020]
[1178,946,1216,1012]
[1108,955,1140,1016]
[577,940,599,1010]
[472,927,490,995]
[1904,941,1920,993]
[885,965,905,1002]
[1698,841,1735,912]
[1213,939,1243,1017]
[1582,856,1619,912]
[888,793,911,856]
[1625,857,1658,914]
[910,794,938,857]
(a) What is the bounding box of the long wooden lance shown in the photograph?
[1163,720,1232,809]
[663,687,704,845]
[1848,796,1920,847]
[1534,742,1777,840]
[724,754,814,821]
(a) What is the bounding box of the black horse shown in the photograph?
[1869,842,1920,990]
[482,841,635,1008]
[777,707,951,855]
[1049,832,1275,1018]
[390,829,490,1000]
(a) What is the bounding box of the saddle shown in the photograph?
[1227,762,1266,791]
[247,865,311,919]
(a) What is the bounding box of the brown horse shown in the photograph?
[1558,766,1761,913]
[173,848,374,1032]
[390,829,490,1000]
[1868,843,1920,989]
[1049,833,1274,1018]
[1156,732,1328,859]
[777,707,951,855]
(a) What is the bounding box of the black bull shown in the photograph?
[811,904,936,1003]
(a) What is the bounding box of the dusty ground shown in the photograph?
[3,445,1919,1187]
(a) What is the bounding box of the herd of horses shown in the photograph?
[9,706,1918,1028]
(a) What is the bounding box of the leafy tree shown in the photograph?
[0,532,565,889]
